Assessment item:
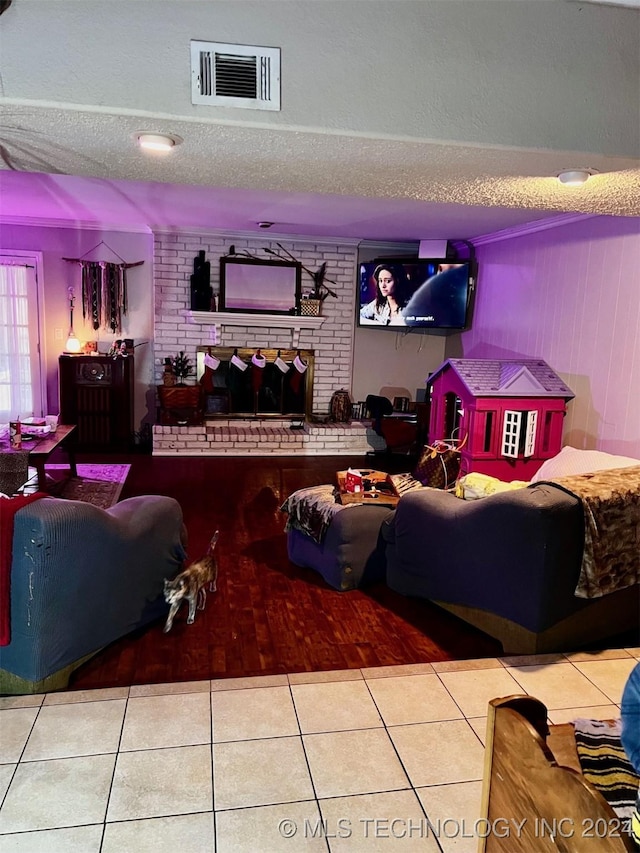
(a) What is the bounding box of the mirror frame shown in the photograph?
[219,257,302,315]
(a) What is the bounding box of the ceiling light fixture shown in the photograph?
[136,133,182,152]
[257,221,274,229]
[556,168,594,186]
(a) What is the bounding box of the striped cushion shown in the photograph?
[631,790,640,849]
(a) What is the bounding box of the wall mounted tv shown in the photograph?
[357,258,474,331]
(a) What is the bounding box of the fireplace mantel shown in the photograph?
[189,310,325,347]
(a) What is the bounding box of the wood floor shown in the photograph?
[67,452,505,690]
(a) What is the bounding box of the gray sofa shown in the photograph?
[0,495,187,694]
[383,483,639,654]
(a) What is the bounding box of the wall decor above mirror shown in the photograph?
[220,257,301,315]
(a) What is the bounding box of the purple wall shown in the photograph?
[456,216,640,457]
[0,224,154,426]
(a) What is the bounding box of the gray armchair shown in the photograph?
[0,495,187,694]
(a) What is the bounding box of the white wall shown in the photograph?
[455,216,640,457]
[351,241,447,404]
[351,329,446,408]
[3,0,638,157]
[0,224,155,431]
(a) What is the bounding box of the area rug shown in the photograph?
[44,464,131,509]
[573,717,639,819]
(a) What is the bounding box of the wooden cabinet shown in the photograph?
[59,355,134,451]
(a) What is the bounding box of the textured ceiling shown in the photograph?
[1,104,639,241]
[1,0,638,242]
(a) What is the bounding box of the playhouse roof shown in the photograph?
[429,358,575,399]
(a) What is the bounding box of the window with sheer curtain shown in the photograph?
[0,257,43,422]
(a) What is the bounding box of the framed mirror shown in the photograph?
[220,257,301,315]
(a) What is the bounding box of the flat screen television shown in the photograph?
[357,258,474,331]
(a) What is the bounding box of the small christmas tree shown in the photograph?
[171,351,193,385]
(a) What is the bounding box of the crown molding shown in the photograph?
[0,216,152,234]
[150,225,361,247]
[471,213,598,246]
[1,216,359,245]
[0,213,601,247]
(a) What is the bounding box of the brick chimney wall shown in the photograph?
[153,231,358,418]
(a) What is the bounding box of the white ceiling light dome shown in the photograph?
[557,168,596,186]
[135,133,183,153]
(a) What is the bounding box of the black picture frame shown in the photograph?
[219,257,302,315]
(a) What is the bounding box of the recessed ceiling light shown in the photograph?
[135,133,183,152]
[557,168,595,186]
[257,221,274,228]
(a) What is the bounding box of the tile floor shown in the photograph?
[0,648,638,852]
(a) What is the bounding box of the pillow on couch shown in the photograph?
[455,472,529,501]
[530,445,640,483]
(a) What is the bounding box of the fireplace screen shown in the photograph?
[196,347,314,419]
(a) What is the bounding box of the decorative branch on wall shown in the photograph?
[265,243,338,300]
[224,243,338,301]
[63,241,144,333]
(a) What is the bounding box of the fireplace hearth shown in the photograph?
[196,347,314,420]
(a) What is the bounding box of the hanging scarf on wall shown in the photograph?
[80,261,128,333]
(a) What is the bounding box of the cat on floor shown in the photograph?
[163,531,218,633]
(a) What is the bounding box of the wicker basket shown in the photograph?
[0,449,30,496]
[300,299,322,317]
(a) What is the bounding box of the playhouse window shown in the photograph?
[482,411,495,452]
[524,410,538,456]
[542,410,555,452]
[501,410,538,458]
[443,392,462,440]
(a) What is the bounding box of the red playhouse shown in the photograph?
[426,358,575,481]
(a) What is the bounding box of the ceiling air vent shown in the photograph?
[191,40,280,111]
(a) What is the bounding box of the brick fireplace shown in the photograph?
[196,347,315,421]
[151,231,384,456]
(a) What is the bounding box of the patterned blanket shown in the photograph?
[280,484,345,545]
[538,465,640,598]
[573,718,639,821]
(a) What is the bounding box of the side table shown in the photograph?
[27,424,78,491]
[1,424,78,494]
[157,384,204,426]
